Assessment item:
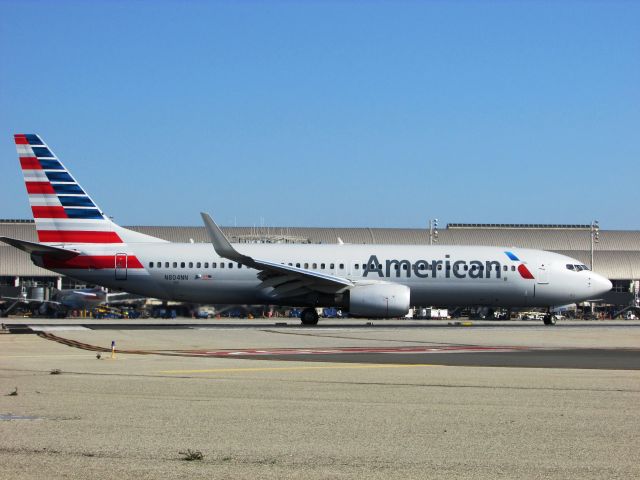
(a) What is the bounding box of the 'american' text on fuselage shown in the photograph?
[362,255,504,279]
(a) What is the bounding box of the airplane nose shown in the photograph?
[592,274,613,295]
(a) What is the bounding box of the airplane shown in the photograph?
[0,286,128,317]
[0,134,613,325]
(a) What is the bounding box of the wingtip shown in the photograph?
[200,212,216,223]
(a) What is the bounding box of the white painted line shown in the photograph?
[28,326,90,332]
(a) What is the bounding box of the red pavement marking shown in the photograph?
[179,345,535,357]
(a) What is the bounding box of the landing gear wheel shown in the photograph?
[543,313,557,326]
[300,308,319,326]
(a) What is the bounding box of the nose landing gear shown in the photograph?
[543,310,557,326]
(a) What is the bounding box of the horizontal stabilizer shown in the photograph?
[0,236,80,260]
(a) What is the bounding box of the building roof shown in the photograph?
[1,221,639,279]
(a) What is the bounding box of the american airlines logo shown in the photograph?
[362,252,534,280]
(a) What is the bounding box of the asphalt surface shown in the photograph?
[5,319,640,330]
[7,320,640,370]
[1,321,639,479]
[228,348,640,369]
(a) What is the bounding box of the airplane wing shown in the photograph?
[201,212,352,298]
[1,296,61,305]
[71,290,106,298]
[0,237,79,260]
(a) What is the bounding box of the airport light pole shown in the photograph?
[590,220,600,317]
[590,220,599,271]
[429,218,439,245]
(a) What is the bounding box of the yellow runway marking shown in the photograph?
[161,364,441,374]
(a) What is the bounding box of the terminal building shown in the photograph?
[1,220,638,307]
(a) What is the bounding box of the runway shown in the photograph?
[9,320,640,370]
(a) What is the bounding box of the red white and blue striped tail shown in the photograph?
[15,134,163,245]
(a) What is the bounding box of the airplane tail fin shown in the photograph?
[14,134,165,245]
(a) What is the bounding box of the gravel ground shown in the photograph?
[1,324,639,479]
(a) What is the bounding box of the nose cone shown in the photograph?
[593,274,613,296]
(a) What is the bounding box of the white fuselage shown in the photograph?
[34,242,613,309]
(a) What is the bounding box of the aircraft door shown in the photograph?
[537,263,549,284]
[115,253,127,280]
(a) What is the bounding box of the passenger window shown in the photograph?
[503,265,508,271]
[313,263,317,269]
[419,264,425,270]
[165,262,169,268]
[220,263,224,268]
[330,263,335,269]
[354,264,359,270]
[362,264,366,269]
[188,262,193,268]
[566,264,574,270]
[339,263,344,269]
[212,262,217,268]
[296,263,301,268]
[404,264,409,270]
[321,263,325,269]
[204,262,208,268]
[149,262,154,268]
[228,263,233,268]
[181,262,185,268]
[464,265,469,271]
[511,266,516,271]
[196,262,201,268]
[237,263,241,269]
[438,265,443,270]
[173,262,177,268]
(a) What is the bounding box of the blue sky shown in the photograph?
[1,0,638,229]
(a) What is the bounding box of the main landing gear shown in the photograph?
[300,307,319,326]
[543,310,557,326]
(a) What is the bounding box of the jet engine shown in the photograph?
[347,282,410,317]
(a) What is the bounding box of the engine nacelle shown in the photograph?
[347,282,410,318]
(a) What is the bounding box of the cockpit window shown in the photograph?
[571,264,590,271]
[567,264,591,272]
